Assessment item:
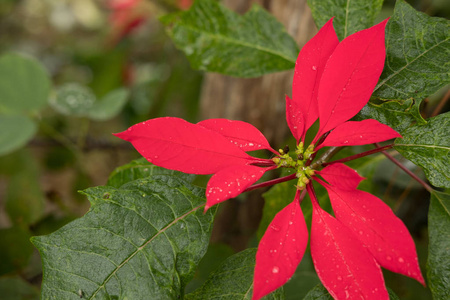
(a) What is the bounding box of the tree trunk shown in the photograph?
[200,0,317,250]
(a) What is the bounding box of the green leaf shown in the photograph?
[307,0,383,40]
[161,0,299,77]
[185,248,284,299]
[50,83,96,116]
[32,175,215,299]
[356,98,426,134]
[0,114,36,156]
[302,284,333,300]
[107,157,195,188]
[394,112,450,188]
[87,88,129,121]
[0,227,34,275]
[0,53,51,113]
[0,276,39,300]
[5,151,45,225]
[302,284,400,299]
[373,0,450,100]
[427,190,450,300]
[283,253,320,300]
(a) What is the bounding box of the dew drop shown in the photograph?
[270,225,280,231]
[154,155,159,159]
[398,257,405,263]
[345,290,350,299]
[272,266,279,274]
[289,221,293,225]
[386,256,392,261]
[358,230,363,235]
[337,276,343,281]
[248,143,254,147]
[312,66,317,71]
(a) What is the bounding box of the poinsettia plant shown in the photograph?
[114,17,426,299]
[30,0,449,299]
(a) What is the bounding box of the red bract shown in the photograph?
[108,0,147,44]
[115,17,424,300]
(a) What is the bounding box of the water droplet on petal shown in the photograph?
[312,66,317,71]
[337,276,342,281]
[272,266,279,274]
[386,256,392,261]
[398,257,405,263]
[345,290,350,299]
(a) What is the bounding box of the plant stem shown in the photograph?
[431,88,450,117]
[321,144,394,167]
[244,173,297,193]
[310,146,342,169]
[374,143,433,192]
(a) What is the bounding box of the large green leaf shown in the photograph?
[356,98,426,134]
[185,248,284,299]
[107,157,195,188]
[307,0,383,40]
[427,190,450,300]
[161,0,299,77]
[0,53,51,113]
[373,0,450,101]
[302,284,400,299]
[32,175,215,299]
[0,114,36,156]
[394,112,449,188]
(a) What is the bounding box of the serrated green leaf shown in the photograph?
[356,98,426,134]
[87,88,129,121]
[307,0,383,40]
[161,0,298,77]
[50,83,96,116]
[394,112,450,188]
[0,53,51,113]
[0,114,36,156]
[185,248,284,300]
[427,190,450,300]
[32,175,215,300]
[302,284,400,299]
[107,157,195,188]
[373,0,450,100]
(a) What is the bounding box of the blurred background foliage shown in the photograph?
[0,0,448,299]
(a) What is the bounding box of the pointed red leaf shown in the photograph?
[253,194,308,300]
[197,118,276,153]
[315,19,388,141]
[285,95,305,142]
[205,165,266,211]
[309,188,388,299]
[290,18,339,141]
[114,117,253,174]
[317,163,364,190]
[322,184,425,285]
[318,119,402,149]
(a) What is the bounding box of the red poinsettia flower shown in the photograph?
[108,0,147,44]
[114,17,425,300]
